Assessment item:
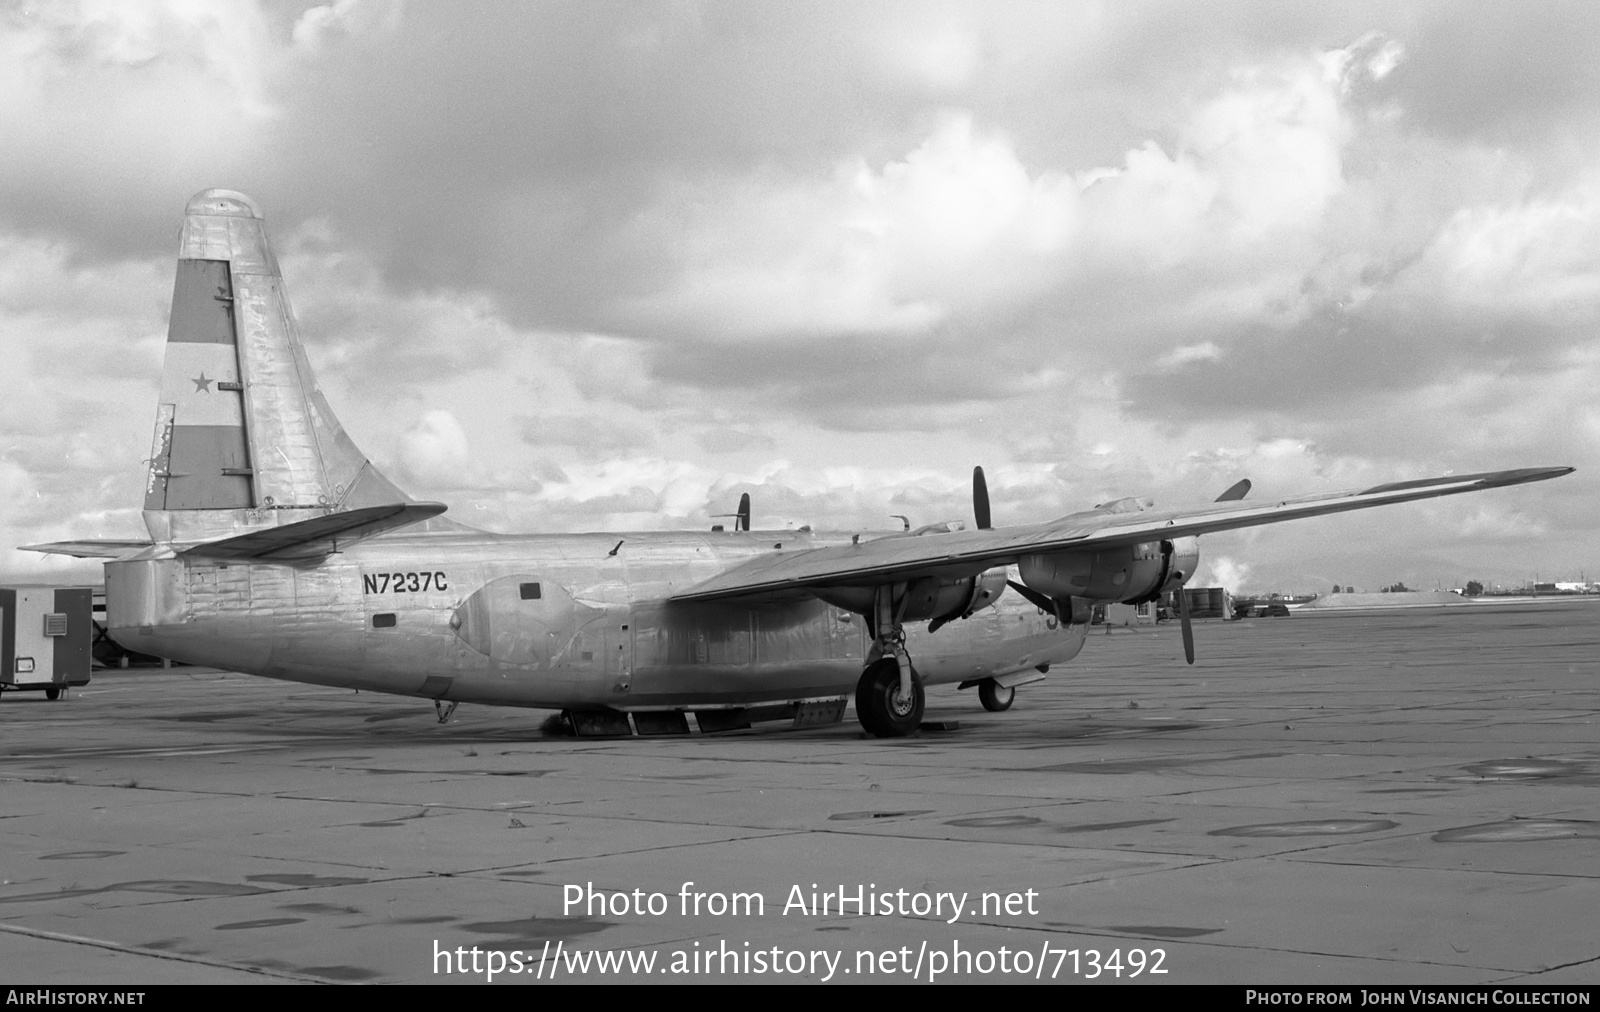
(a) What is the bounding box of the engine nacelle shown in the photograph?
[1019,542,1164,602]
[813,567,1009,624]
[1019,537,1199,604]
[1163,536,1200,592]
[962,566,1010,617]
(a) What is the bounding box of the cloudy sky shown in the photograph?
[3,1,1595,592]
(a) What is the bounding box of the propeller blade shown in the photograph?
[1006,579,1069,629]
[973,466,991,530]
[1006,579,1053,612]
[737,492,750,532]
[1214,479,1252,502]
[1177,582,1195,664]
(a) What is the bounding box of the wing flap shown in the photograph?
[182,502,447,561]
[672,466,1572,602]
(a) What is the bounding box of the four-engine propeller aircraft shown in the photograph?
[23,191,1574,737]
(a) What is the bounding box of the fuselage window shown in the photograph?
[372,613,397,628]
[520,582,541,600]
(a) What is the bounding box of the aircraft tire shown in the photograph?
[44,687,61,701]
[977,678,1014,712]
[855,659,924,738]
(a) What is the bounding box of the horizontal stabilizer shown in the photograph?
[19,539,156,560]
[183,502,447,561]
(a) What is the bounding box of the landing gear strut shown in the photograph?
[977,678,1013,712]
[856,584,924,737]
[434,699,457,723]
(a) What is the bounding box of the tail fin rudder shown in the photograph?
[144,189,414,544]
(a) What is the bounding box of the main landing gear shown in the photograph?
[856,658,924,737]
[855,584,925,738]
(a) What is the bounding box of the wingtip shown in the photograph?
[1364,466,1575,497]
[1487,466,1576,486]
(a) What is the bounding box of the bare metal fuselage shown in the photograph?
[106,528,1083,712]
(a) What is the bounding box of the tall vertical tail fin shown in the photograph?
[144,189,412,543]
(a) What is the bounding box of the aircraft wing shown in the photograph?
[19,540,157,559]
[672,466,1572,602]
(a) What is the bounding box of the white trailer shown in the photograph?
[1,586,92,700]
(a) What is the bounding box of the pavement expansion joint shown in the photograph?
[0,922,326,982]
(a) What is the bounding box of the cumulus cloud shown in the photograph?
[0,1,274,245]
[1204,556,1252,594]
[396,409,471,489]
[613,115,1079,342]
[518,412,654,458]
[2,5,1594,591]
[1405,184,1600,318]
[621,40,1377,357]
[1159,341,1222,370]
[289,0,396,53]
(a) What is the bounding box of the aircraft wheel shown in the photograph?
[855,659,924,738]
[45,687,61,701]
[977,678,1014,712]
